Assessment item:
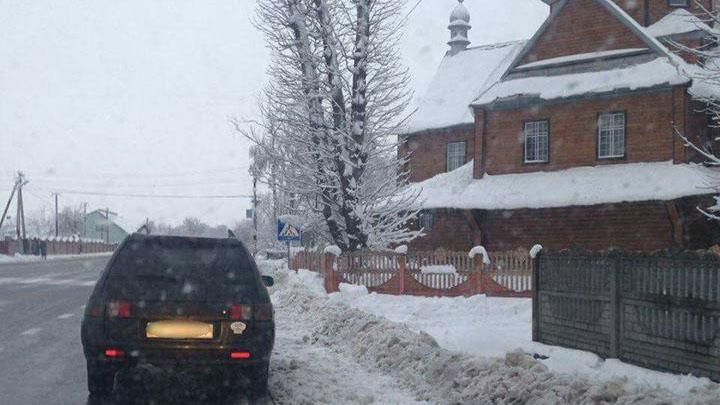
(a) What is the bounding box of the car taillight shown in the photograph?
[230,304,272,321]
[231,304,252,321]
[230,351,251,360]
[104,348,125,358]
[107,301,132,318]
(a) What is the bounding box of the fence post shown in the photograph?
[398,254,407,295]
[531,249,542,342]
[469,246,489,295]
[609,252,622,358]
[322,246,341,293]
[475,256,485,295]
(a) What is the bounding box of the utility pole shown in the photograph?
[0,180,19,233]
[105,207,111,244]
[53,192,59,237]
[81,202,88,238]
[14,172,28,253]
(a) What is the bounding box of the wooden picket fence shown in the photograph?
[293,248,533,298]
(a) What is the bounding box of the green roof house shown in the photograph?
[84,209,128,244]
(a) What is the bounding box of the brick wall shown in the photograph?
[478,89,683,176]
[522,0,646,64]
[408,198,716,253]
[408,209,475,252]
[400,125,474,182]
[613,0,644,25]
[549,1,715,27]
[477,199,717,252]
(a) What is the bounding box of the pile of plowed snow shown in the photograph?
[263,265,720,404]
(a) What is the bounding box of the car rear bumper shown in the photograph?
[86,345,269,368]
[82,318,274,368]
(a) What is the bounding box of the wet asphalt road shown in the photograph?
[0,256,257,405]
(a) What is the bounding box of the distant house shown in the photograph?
[84,209,128,244]
[401,0,720,252]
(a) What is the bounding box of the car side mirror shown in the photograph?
[261,275,274,287]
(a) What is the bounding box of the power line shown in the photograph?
[0,166,250,183]
[48,189,252,199]
[29,178,249,189]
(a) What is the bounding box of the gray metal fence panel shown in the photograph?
[534,250,720,382]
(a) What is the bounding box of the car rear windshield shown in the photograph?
[104,237,257,300]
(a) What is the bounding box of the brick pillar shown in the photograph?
[398,254,407,295]
[474,256,485,295]
[323,252,339,293]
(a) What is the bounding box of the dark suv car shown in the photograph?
[81,233,275,397]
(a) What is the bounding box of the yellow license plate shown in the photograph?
[146,320,214,339]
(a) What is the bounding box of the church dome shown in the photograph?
[449,0,470,23]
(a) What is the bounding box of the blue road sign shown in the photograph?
[277,220,302,242]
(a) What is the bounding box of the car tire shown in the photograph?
[87,363,115,396]
[247,363,269,398]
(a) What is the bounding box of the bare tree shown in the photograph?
[671,1,720,218]
[58,206,84,236]
[241,0,421,252]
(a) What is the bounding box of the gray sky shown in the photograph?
[0,0,547,230]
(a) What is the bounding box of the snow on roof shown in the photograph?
[403,41,525,134]
[515,48,649,70]
[646,9,712,38]
[472,56,689,106]
[412,160,716,211]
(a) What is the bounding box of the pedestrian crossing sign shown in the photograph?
[277,220,302,242]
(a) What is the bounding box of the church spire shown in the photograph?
[448,0,471,54]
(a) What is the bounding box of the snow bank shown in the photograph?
[419,265,457,275]
[282,269,326,296]
[333,292,533,359]
[337,282,369,297]
[474,57,689,106]
[393,245,408,255]
[268,265,720,404]
[413,160,717,211]
[330,288,720,400]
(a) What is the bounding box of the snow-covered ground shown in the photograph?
[0,252,112,264]
[328,285,720,399]
[261,262,720,403]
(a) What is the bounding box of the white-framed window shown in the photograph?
[446,141,466,172]
[524,120,549,163]
[668,0,689,7]
[598,112,626,159]
[419,211,433,230]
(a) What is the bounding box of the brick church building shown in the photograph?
[401,0,720,252]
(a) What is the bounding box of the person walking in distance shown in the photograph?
[40,239,47,260]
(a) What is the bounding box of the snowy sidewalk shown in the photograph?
[259,260,424,404]
[327,288,720,398]
[262,263,720,404]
